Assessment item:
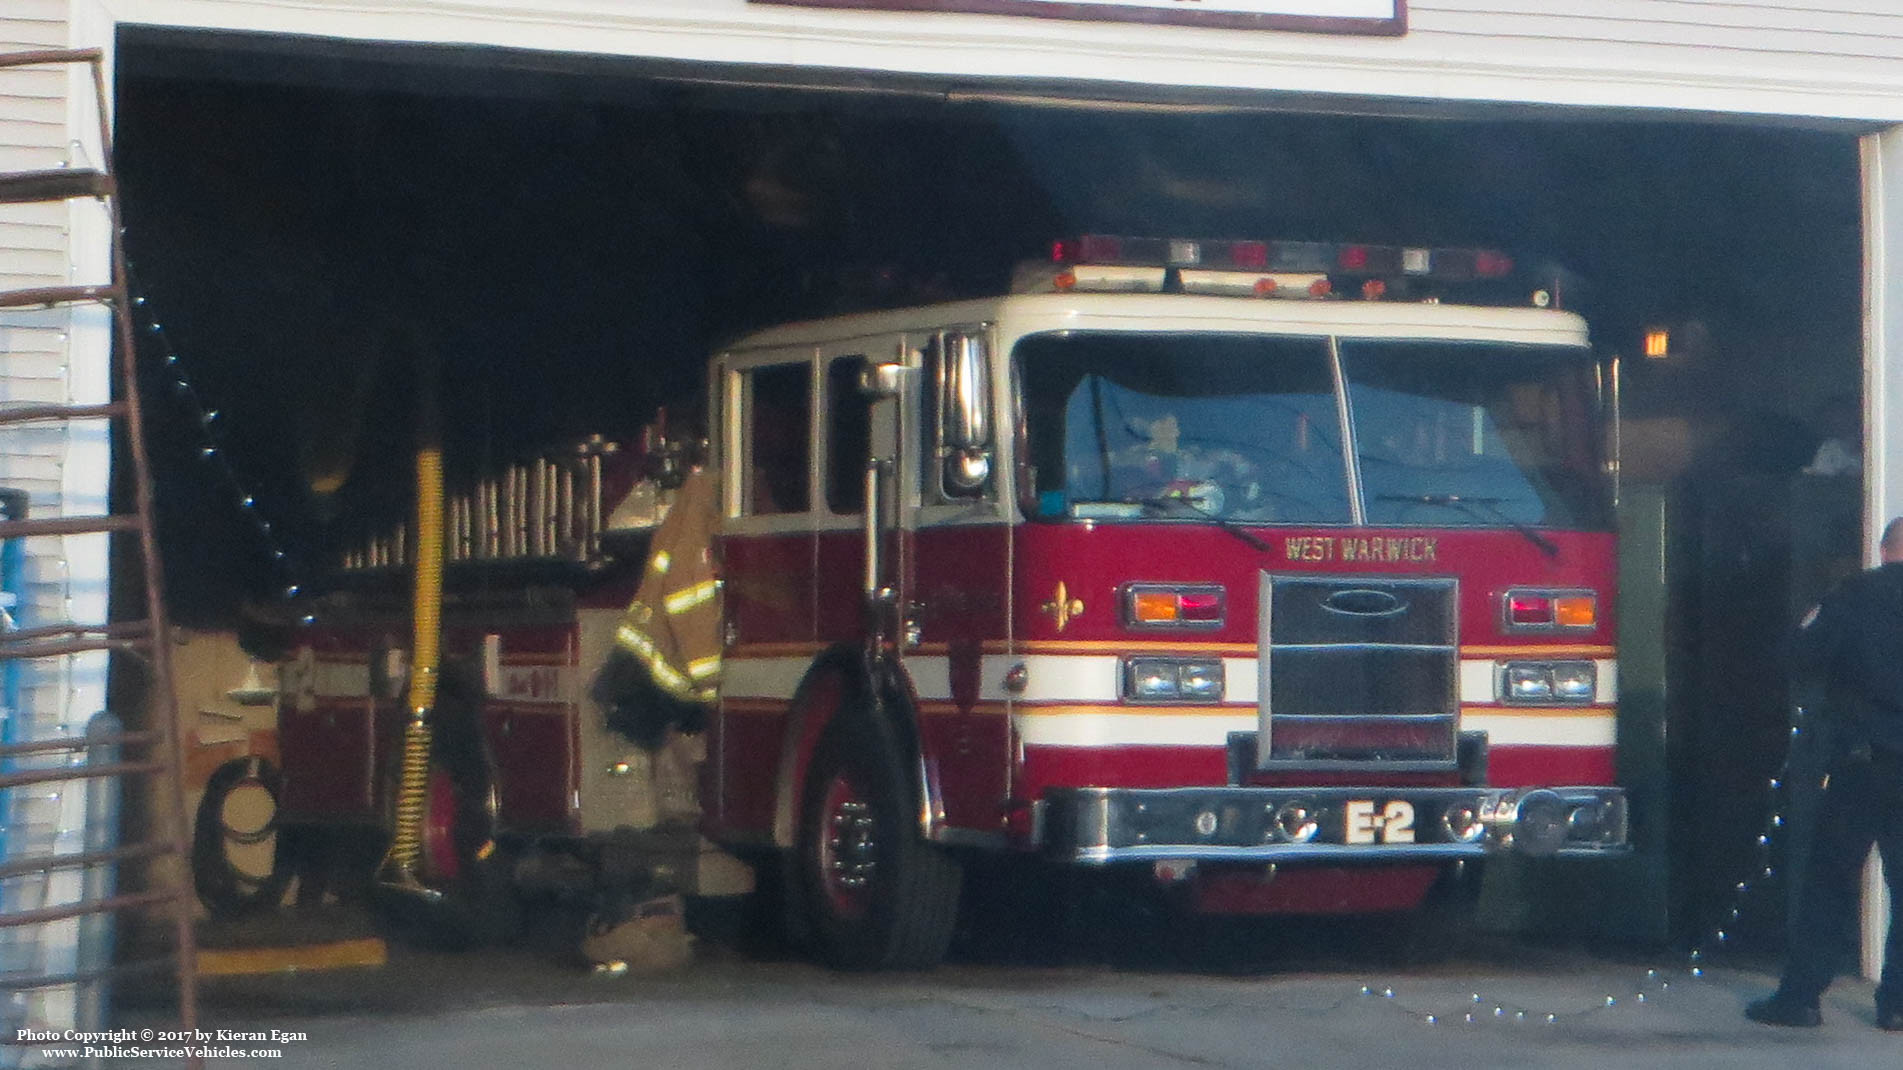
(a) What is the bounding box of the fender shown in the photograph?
[768,644,943,849]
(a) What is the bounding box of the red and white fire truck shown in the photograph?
[273,236,1627,966]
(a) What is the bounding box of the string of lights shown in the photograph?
[1355,973,1671,1026]
[1364,711,1817,1026]
[123,265,316,627]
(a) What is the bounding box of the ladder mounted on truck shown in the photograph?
[0,47,199,1058]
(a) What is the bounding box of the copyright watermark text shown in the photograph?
[16,1026,307,1059]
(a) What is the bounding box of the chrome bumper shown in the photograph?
[1041,785,1628,864]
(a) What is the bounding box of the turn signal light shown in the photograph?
[1125,584,1226,628]
[1554,596,1597,628]
[1504,589,1597,630]
[1132,590,1179,622]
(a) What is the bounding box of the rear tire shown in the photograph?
[797,718,961,970]
[372,718,521,950]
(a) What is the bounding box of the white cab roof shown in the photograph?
[722,292,1590,354]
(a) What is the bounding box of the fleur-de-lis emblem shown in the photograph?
[1040,581,1085,632]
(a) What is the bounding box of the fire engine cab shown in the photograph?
[272,235,1627,968]
[704,236,1627,968]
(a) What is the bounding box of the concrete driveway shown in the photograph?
[131,916,1895,1070]
[199,960,1894,1070]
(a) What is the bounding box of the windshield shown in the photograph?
[1340,339,1609,529]
[1019,332,1352,524]
[1017,331,1609,530]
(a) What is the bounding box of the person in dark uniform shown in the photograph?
[1747,517,1903,1030]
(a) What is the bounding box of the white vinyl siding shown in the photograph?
[84,0,1903,122]
[1418,1,1903,55]
[1,0,71,301]
[0,4,115,1043]
[0,9,84,510]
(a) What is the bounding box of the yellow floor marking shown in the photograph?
[196,937,387,976]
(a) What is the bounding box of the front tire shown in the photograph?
[1369,862,1482,966]
[797,720,960,970]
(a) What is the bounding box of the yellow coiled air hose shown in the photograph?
[381,439,444,887]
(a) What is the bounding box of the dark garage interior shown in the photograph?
[112,27,1868,954]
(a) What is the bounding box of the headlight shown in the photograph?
[1551,662,1596,702]
[1124,657,1225,703]
[1501,661,1596,705]
[1504,664,1553,701]
[1128,659,1181,700]
[1178,660,1225,701]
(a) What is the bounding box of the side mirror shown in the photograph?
[859,362,908,399]
[944,334,991,449]
[941,333,992,496]
[944,449,990,493]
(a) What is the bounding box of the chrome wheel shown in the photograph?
[798,708,963,969]
[818,776,877,918]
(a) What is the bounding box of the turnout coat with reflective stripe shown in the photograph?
[616,467,722,703]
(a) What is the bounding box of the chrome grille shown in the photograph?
[1257,572,1459,769]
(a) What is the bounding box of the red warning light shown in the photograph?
[1053,236,1127,264]
[1475,250,1514,278]
[1178,591,1223,622]
[1508,593,1554,626]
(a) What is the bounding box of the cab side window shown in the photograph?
[826,356,871,514]
[743,362,812,516]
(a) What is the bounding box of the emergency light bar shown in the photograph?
[1053,235,1514,279]
[1029,235,1519,300]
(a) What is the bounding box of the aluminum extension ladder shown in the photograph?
[0,47,199,1061]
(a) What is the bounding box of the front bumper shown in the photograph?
[1041,785,1627,864]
